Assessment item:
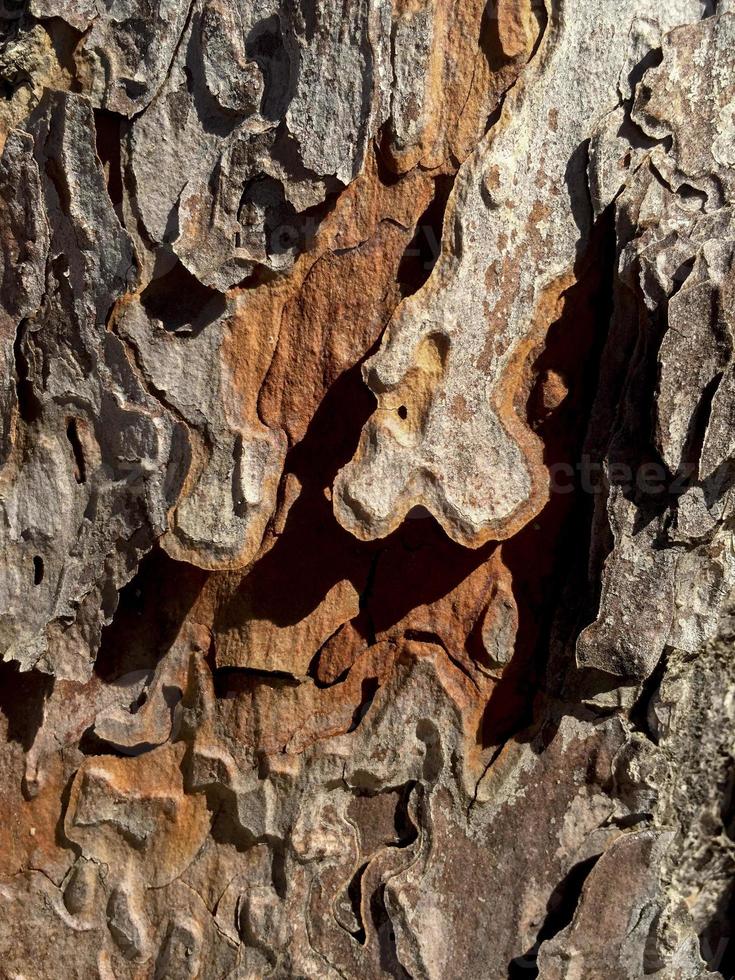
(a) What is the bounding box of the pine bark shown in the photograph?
[0,1,733,977]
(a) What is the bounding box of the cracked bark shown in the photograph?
[0,0,734,977]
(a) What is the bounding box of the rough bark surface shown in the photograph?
[0,0,734,977]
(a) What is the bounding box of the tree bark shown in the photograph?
[0,0,733,977]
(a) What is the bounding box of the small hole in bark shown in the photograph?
[33,556,44,585]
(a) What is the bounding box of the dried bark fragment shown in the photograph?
[333,0,704,548]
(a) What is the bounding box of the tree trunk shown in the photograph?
[0,0,733,976]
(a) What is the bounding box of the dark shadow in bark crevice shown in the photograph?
[94,543,209,682]
[0,659,52,752]
[479,207,617,745]
[508,854,600,978]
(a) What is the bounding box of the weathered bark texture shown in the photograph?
[0,0,734,977]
